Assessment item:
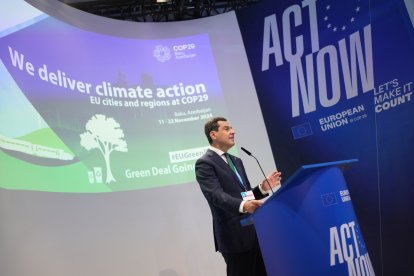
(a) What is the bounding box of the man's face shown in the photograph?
[211,120,235,151]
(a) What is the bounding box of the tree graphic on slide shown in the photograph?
[80,114,128,183]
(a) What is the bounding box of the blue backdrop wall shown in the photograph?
[236,0,414,274]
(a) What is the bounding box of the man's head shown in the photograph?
[204,117,235,152]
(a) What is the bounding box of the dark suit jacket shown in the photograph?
[195,149,267,253]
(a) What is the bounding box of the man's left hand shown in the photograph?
[261,171,282,191]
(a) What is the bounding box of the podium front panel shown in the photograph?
[252,166,375,276]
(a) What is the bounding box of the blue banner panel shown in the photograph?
[236,0,414,274]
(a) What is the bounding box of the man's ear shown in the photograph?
[209,131,216,141]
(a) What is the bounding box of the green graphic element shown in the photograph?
[0,128,112,193]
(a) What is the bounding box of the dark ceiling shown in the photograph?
[60,0,261,22]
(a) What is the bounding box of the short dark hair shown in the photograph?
[204,117,227,144]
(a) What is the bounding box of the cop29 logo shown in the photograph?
[172,43,196,51]
[153,45,171,62]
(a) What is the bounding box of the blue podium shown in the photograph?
[241,160,376,276]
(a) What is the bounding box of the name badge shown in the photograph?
[241,190,255,201]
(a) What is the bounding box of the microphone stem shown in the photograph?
[251,154,274,195]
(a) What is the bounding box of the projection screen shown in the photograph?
[0,1,276,275]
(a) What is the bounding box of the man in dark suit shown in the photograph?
[195,117,281,276]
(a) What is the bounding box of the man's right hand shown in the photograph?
[243,200,263,214]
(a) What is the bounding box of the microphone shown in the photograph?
[241,147,274,195]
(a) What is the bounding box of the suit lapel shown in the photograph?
[207,150,242,186]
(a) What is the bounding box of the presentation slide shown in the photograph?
[0,1,270,193]
[1,20,226,192]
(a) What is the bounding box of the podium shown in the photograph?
[241,160,375,276]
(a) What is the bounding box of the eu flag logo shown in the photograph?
[291,122,313,139]
[321,192,338,207]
